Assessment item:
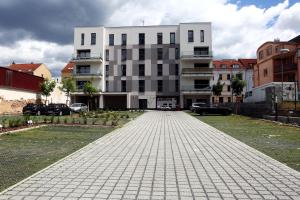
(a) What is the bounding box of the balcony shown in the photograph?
[274,63,297,74]
[181,68,213,78]
[73,72,102,79]
[72,53,103,63]
[181,85,212,94]
[181,51,213,61]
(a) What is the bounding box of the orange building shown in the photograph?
[61,62,75,79]
[254,35,300,92]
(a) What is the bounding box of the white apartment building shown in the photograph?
[71,23,213,109]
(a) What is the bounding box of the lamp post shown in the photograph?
[279,48,290,102]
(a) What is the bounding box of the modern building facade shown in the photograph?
[212,59,255,103]
[71,23,213,109]
[253,35,300,101]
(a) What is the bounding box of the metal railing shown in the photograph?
[72,53,103,61]
[181,68,213,74]
[181,85,212,92]
[73,72,102,77]
[181,51,213,58]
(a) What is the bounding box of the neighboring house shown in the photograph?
[251,35,300,102]
[71,22,213,109]
[212,59,255,103]
[0,66,43,101]
[9,63,52,80]
[61,62,74,79]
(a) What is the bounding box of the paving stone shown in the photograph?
[0,111,299,199]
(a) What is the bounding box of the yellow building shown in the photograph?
[9,63,52,80]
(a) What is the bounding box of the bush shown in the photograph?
[50,115,55,124]
[64,118,68,124]
[83,116,88,125]
[43,116,48,124]
[56,117,61,124]
[72,118,76,124]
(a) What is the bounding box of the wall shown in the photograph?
[34,64,52,80]
[0,88,38,101]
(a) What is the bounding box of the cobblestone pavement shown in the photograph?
[1,111,300,200]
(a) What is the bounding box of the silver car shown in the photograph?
[70,103,88,112]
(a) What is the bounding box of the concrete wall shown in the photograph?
[0,88,38,101]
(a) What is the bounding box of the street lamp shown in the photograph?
[280,48,290,102]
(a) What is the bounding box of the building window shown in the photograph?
[175,48,179,59]
[77,81,88,90]
[175,64,179,76]
[157,80,163,92]
[121,34,127,46]
[226,74,230,80]
[121,65,126,76]
[121,80,126,92]
[139,80,145,92]
[121,49,127,61]
[232,64,239,69]
[170,32,175,44]
[194,80,209,89]
[259,50,264,60]
[200,30,204,42]
[227,85,231,92]
[91,33,96,45]
[219,97,224,103]
[221,64,227,68]
[188,30,194,42]
[157,48,163,60]
[157,64,162,76]
[194,47,209,56]
[263,69,268,77]
[219,74,222,80]
[139,33,145,45]
[194,63,209,68]
[157,33,163,44]
[106,81,109,92]
[139,64,145,76]
[105,49,109,61]
[266,46,272,56]
[81,33,84,45]
[228,97,231,103]
[105,65,109,77]
[139,48,145,60]
[109,34,114,46]
[175,80,179,92]
[76,65,90,74]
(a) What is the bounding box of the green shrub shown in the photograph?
[83,116,88,125]
[50,115,55,124]
[72,118,76,124]
[56,117,61,124]
[64,117,68,124]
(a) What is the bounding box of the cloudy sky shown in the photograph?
[0,0,299,76]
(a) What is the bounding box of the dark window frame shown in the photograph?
[139,80,145,92]
[105,65,109,77]
[121,34,127,46]
[121,49,127,61]
[157,64,163,76]
[157,48,163,60]
[139,33,145,45]
[121,80,126,92]
[170,32,175,44]
[188,30,194,42]
[175,64,179,76]
[109,34,114,46]
[157,32,163,44]
[91,33,96,45]
[157,80,163,92]
[81,33,84,45]
[105,49,109,61]
[121,64,126,76]
[139,48,145,60]
[200,30,204,42]
[139,64,145,76]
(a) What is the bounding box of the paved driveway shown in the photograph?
[1,111,300,200]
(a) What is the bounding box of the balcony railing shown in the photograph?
[181,51,213,59]
[182,68,213,74]
[181,85,212,92]
[274,63,297,73]
[72,53,103,61]
[73,72,102,77]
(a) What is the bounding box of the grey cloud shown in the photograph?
[0,0,114,45]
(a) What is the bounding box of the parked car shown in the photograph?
[23,103,47,116]
[158,103,172,111]
[190,102,207,112]
[70,103,88,112]
[46,103,72,116]
[194,104,232,115]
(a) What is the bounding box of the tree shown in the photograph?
[40,80,56,105]
[212,80,224,103]
[83,82,97,111]
[231,73,246,100]
[59,78,76,105]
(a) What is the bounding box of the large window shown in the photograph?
[121,49,127,61]
[157,48,163,60]
[157,64,162,76]
[157,80,163,92]
[109,34,114,46]
[77,50,90,58]
[121,80,126,92]
[105,49,109,61]
[139,48,145,60]
[121,34,127,46]
[157,33,163,44]
[194,47,209,56]
[194,63,209,68]
[194,80,209,89]
[121,65,126,76]
[227,85,231,92]
[170,32,175,44]
[175,80,179,92]
[200,30,204,42]
[91,33,96,45]
[106,81,109,92]
[76,65,90,74]
[105,65,109,77]
[139,33,145,45]
[175,48,180,59]
[139,64,145,76]
[81,33,84,45]
[227,74,231,80]
[188,30,194,42]
[175,64,179,76]
[139,80,145,92]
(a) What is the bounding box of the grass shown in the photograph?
[0,125,115,192]
[190,113,300,172]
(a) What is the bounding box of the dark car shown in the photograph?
[194,104,232,116]
[46,103,72,116]
[23,103,47,116]
[190,102,206,112]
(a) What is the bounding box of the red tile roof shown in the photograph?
[9,63,42,73]
[213,59,245,69]
[61,62,74,73]
[238,59,257,69]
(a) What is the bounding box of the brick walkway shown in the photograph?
[1,111,300,200]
